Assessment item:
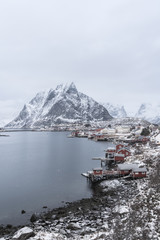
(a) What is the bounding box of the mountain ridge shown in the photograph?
[6,83,112,128]
[101,102,127,118]
[135,103,160,124]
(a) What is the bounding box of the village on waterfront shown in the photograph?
[1,0,160,238]
[0,117,160,240]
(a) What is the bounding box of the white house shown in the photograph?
[116,126,130,134]
[100,128,116,135]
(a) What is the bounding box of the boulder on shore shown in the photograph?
[12,227,35,240]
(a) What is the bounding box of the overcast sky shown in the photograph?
[0,0,160,124]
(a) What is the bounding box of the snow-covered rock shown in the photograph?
[12,227,35,240]
[100,179,122,191]
[6,83,112,128]
[27,231,64,240]
[67,222,81,230]
[101,102,127,118]
[113,205,129,214]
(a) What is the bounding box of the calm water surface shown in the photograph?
[0,131,113,225]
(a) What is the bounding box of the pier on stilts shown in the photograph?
[81,143,147,183]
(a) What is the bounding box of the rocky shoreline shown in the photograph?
[0,144,160,240]
[0,178,148,239]
[0,179,138,239]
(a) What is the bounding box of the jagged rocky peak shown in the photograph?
[136,103,149,115]
[101,102,127,118]
[6,82,112,128]
[135,103,160,124]
[54,82,78,96]
[29,91,47,105]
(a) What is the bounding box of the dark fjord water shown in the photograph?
[0,131,113,225]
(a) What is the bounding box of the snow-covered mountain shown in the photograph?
[136,103,160,124]
[6,83,112,128]
[101,103,127,118]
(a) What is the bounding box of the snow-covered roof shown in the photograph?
[117,163,139,170]
[132,167,147,172]
[93,168,103,171]
[117,147,130,152]
[106,147,116,151]
[115,153,125,157]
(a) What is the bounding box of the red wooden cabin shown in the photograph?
[117,163,138,176]
[117,148,131,157]
[93,168,103,175]
[114,154,125,162]
[131,168,147,178]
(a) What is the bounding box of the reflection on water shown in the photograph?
[0,131,113,225]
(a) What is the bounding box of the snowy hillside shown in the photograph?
[101,103,127,118]
[6,83,112,128]
[136,103,160,124]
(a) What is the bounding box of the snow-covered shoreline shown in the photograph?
[1,144,160,240]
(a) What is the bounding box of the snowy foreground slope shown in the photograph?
[136,103,160,124]
[1,144,160,240]
[6,83,112,128]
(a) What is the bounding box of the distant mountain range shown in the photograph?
[6,83,112,128]
[135,103,160,124]
[4,83,160,128]
[103,103,160,124]
[101,103,127,119]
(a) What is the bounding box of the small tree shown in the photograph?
[141,127,150,136]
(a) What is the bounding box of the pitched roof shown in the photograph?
[117,163,138,170]
[117,164,147,172]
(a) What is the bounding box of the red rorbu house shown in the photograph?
[117,148,131,157]
[117,164,147,178]
[93,168,103,175]
[117,163,134,176]
[94,134,108,141]
[114,153,125,162]
[105,145,131,162]
[130,167,147,178]
[105,147,116,159]
[116,144,126,152]
[71,131,79,137]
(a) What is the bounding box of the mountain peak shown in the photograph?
[136,103,160,124]
[6,83,112,128]
[55,82,77,92]
[101,102,127,118]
